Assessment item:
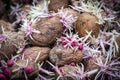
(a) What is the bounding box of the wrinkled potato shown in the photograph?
[10,59,39,80]
[49,46,83,66]
[76,13,100,37]
[22,47,51,63]
[29,16,63,47]
[48,0,69,12]
[0,20,25,60]
[84,56,105,79]
[0,21,16,60]
[0,31,25,60]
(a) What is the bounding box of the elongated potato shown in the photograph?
[116,36,120,57]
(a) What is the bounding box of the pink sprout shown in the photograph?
[90,30,119,57]
[57,32,80,49]
[58,7,77,31]
[78,45,83,50]
[17,45,25,54]
[82,48,100,61]
[71,41,78,47]
[15,11,27,24]
[47,61,64,79]
[70,62,76,66]
[24,66,33,74]
[47,11,57,18]
[7,60,14,67]
[94,54,120,80]
[10,3,21,15]
[21,18,40,36]
[2,67,11,77]
[0,34,7,42]
[0,74,6,80]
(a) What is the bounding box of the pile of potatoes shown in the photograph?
[0,0,120,80]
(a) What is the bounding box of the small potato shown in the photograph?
[29,16,63,47]
[10,60,39,80]
[0,20,25,60]
[0,31,25,60]
[48,0,69,12]
[22,47,51,63]
[76,13,100,37]
[49,46,83,66]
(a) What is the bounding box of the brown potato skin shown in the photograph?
[49,46,83,66]
[48,0,69,12]
[22,47,51,63]
[76,13,100,37]
[29,16,63,47]
[21,5,31,13]
[0,21,17,60]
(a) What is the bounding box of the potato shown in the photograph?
[10,59,39,80]
[0,31,26,60]
[49,46,83,66]
[0,20,25,60]
[29,16,63,47]
[48,0,69,12]
[76,13,100,37]
[22,47,51,63]
[62,8,79,28]
[0,21,16,60]
[116,36,120,57]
